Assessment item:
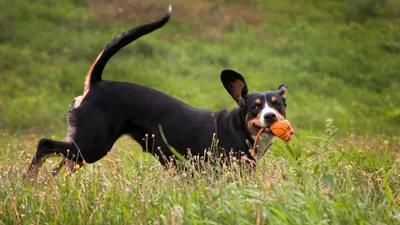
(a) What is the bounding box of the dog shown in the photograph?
[24,6,290,178]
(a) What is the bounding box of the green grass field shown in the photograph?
[1,0,400,224]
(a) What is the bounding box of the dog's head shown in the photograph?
[221,69,288,137]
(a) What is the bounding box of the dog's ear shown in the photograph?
[277,84,288,99]
[221,69,248,106]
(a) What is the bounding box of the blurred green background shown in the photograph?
[1,0,399,139]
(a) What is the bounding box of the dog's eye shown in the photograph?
[252,104,261,110]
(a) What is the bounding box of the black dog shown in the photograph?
[24,6,289,178]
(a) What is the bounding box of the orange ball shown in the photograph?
[270,119,294,142]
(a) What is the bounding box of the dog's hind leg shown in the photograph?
[51,158,66,176]
[51,158,84,176]
[64,159,84,176]
[24,138,80,179]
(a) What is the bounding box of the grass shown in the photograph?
[1,121,399,224]
[1,0,400,224]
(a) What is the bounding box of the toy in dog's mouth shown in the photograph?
[249,120,294,140]
[251,123,274,136]
[250,119,294,157]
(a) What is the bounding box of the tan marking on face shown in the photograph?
[271,96,277,102]
[246,112,263,136]
[255,99,261,104]
[231,80,245,104]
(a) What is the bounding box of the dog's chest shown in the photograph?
[252,136,275,161]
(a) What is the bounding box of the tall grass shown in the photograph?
[0,120,399,224]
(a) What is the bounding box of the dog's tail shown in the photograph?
[84,5,172,92]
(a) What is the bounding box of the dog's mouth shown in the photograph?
[250,123,274,136]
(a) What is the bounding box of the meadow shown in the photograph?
[1,0,400,224]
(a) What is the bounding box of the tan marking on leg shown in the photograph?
[63,159,84,177]
[24,153,62,179]
[51,158,66,176]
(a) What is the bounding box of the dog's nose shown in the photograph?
[264,112,277,122]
